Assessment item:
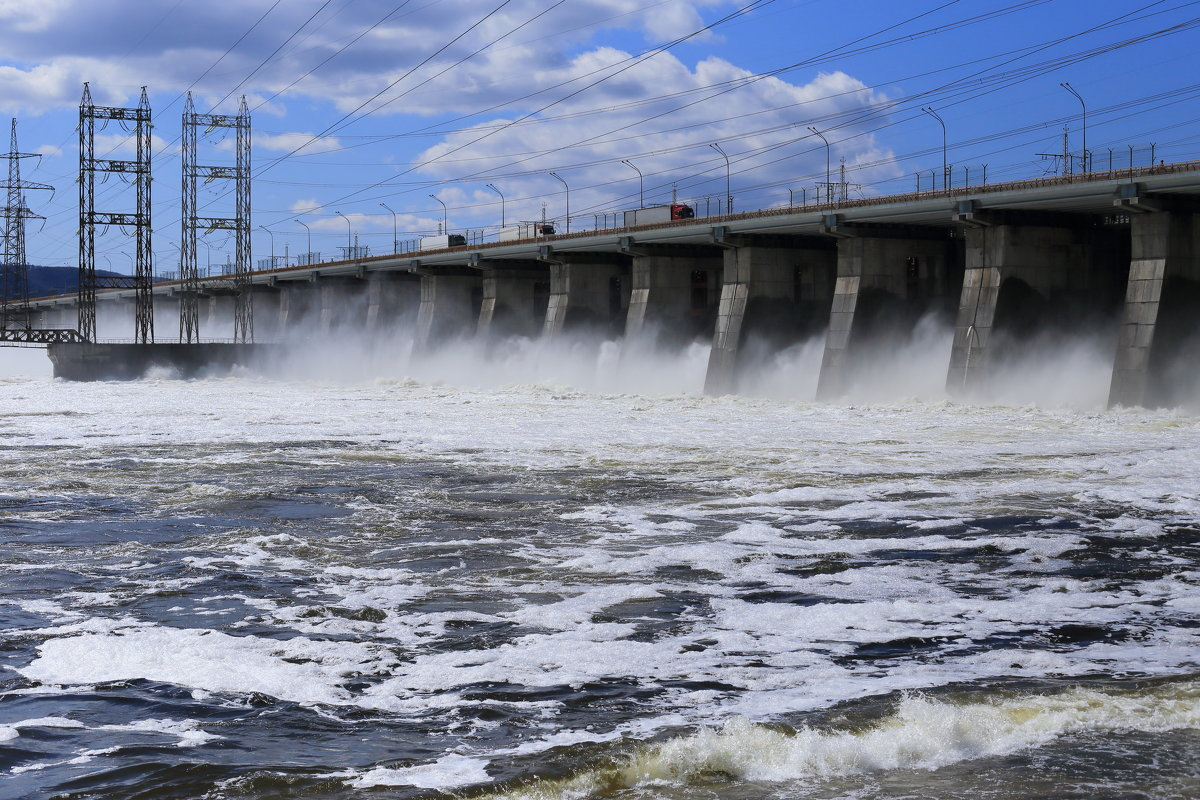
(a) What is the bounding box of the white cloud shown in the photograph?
[399,54,898,228]
[255,132,344,156]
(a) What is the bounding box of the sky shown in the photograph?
[0,0,1198,272]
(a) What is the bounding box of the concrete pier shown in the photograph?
[946,212,1123,394]
[1109,200,1200,407]
[705,231,836,395]
[816,222,955,399]
[317,276,367,333]
[412,267,481,354]
[621,239,723,348]
[365,271,421,332]
[538,248,630,339]
[473,259,550,340]
[244,284,281,342]
[204,293,236,337]
[277,280,318,336]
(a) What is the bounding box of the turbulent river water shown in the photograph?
[0,336,1198,800]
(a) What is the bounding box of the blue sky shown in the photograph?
[0,0,1197,271]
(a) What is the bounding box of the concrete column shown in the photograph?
[476,262,550,340]
[277,281,317,338]
[539,250,630,340]
[153,294,180,340]
[817,228,952,399]
[1109,208,1200,408]
[412,268,481,354]
[946,221,1101,393]
[204,293,237,338]
[316,276,368,334]
[365,271,421,331]
[622,242,723,348]
[705,234,836,395]
[245,285,281,342]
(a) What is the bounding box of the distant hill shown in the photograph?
[4,266,146,300]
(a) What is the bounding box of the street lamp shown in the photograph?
[622,159,644,209]
[298,221,312,264]
[921,107,948,194]
[334,211,352,253]
[486,183,505,228]
[428,194,448,235]
[1061,82,1087,174]
[709,143,731,214]
[258,225,274,266]
[807,127,830,206]
[549,172,569,233]
[379,202,398,253]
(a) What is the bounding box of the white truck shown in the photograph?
[419,234,466,251]
[498,222,556,242]
[622,204,695,227]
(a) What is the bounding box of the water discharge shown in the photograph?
[0,336,1197,799]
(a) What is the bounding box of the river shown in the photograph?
[1,334,1197,799]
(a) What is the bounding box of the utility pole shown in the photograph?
[79,83,154,343]
[0,119,52,334]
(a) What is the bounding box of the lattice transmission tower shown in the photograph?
[180,92,252,343]
[78,83,154,343]
[0,119,52,333]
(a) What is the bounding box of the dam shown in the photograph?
[15,161,1200,408]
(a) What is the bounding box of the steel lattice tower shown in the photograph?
[181,93,252,343]
[78,83,154,343]
[0,119,51,333]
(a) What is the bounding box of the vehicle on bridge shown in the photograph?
[623,203,695,226]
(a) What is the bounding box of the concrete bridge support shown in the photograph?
[621,240,723,349]
[245,284,281,342]
[946,216,1121,394]
[365,271,421,332]
[412,267,481,355]
[538,249,630,340]
[317,276,367,334]
[277,280,318,338]
[816,224,955,400]
[1109,205,1200,407]
[154,294,179,339]
[203,293,237,339]
[474,260,550,340]
[705,231,837,395]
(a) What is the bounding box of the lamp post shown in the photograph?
[298,221,311,264]
[807,127,830,206]
[334,211,351,253]
[1060,82,1087,174]
[379,202,398,253]
[921,107,948,194]
[485,183,505,228]
[258,225,274,267]
[428,194,448,235]
[549,172,569,233]
[621,159,644,209]
[709,143,731,214]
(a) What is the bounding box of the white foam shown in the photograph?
[17,626,378,707]
[346,754,492,789]
[493,682,1200,797]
